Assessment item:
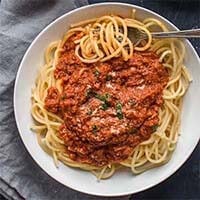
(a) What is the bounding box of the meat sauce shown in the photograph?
[45,34,169,167]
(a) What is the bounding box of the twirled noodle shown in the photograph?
[31,12,191,179]
[70,15,152,63]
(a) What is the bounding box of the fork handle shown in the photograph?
[152,28,200,38]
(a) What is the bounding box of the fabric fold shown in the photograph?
[0,1,124,200]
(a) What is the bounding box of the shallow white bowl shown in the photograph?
[14,2,200,197]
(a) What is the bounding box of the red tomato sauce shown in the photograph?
[45,34,169,167]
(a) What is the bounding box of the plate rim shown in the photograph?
[13,2,200,197]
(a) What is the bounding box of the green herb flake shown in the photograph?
[93,69,100,77]
[92,125,99,134]
[95,93,110,111]
[105,93,110,99]
[85,88,96,98]
[85,90,111,111]
[116,102,123,119]
[151,125,159,133]
[95,93,110,102]
[106,74,112,81]
[117,112,123,120]
[94,93,103,101]
[101,103,109,111]
[116,102,122,110]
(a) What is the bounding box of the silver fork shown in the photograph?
[128,28,200,44]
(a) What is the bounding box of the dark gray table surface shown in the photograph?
[1,0,200,199]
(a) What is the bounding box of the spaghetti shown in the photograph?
[31,12,191,179]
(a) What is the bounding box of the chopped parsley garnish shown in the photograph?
[95,93,110,110]
[95,93,110,101]
[101,102,109,110]
[116,102,123,119]
[93,69,100,77]
[92,125,99,134]
[94,93,103,101]
[85,88,96,98]
[85,89,111,111]
[106,74,112,81]
[105,93,110,98]
[151,125,159,132]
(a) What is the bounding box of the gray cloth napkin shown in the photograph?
[0,0,130,199]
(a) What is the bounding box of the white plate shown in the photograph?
[14,3,200,197]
